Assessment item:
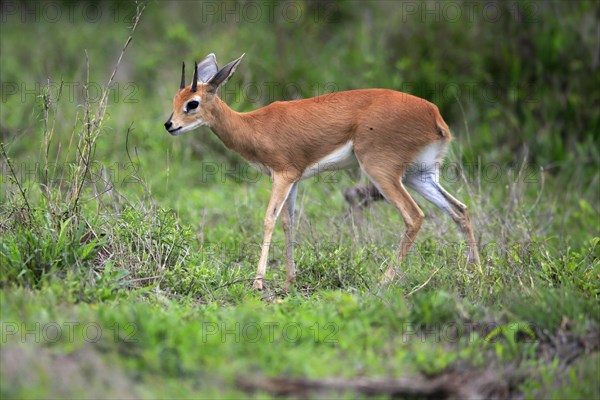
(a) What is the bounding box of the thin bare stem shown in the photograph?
[1,143,33,225]
[69,3,146,217]
[92,2,146,129]
[406,266,442,297]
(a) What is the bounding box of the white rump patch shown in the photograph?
[301,141,358,179]
[404,142,450,212]
[412,143,446,174]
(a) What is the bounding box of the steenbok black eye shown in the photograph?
[186,100,199,112]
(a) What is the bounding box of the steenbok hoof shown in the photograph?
[380,267,397,286]
[464,249,481,266]
[252,278,264,291]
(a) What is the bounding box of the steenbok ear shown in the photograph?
[197,53,218,83]
[207,53,245,92]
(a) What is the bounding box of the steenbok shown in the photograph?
[164,53,480,290]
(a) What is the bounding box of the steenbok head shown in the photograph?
[164,53,244,136]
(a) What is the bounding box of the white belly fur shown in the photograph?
[301,141,358,179]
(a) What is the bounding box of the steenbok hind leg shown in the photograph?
[405,172,480,265]
[360,169,424,283]
[434,184,480,265]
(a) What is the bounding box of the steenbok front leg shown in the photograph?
[253,174,295,290]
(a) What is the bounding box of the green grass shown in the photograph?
[1,1,599,398]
